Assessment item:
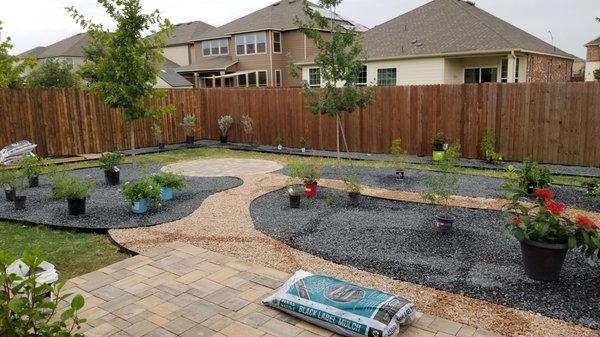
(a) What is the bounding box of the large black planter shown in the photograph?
[104,170,120,186]
[28,176,39,188]
[14,196,26,210]
[67,198,86,216]
[4,187,15,202]
[435,215,455,234]
[186,136,195,147]
[289,195,301,208]
[520,240,568,281]
[348,192,361,206]
[219,135,228,144]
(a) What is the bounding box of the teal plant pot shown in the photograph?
[132,198,149,214]
[160,187,173,201]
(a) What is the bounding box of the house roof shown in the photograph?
[19,33,90,59]
[165,20,215,46]
[586,36,600,47]
[158,68,193,87]
[175,56,239,73]
[193,0,367,42]
[362,0,576,60]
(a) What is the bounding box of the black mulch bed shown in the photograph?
[251,187,600,329]
[277,165,600,212]
[0,164,242,230]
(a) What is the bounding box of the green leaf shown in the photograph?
[568,236,576,249]
[60,308,75,322]
[71,294,85,310]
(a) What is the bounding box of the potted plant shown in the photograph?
[480,128,503,163]
[151,122,165,150]
[423,144,460,234]
[504,187,599,281]
[152,172,185,201]
[342,174,362,206]
[286,184,305,209]
[517,161,552,195]
[275,137,284,151]
[299,137,307,153]
[122,176,162,214]
[430,133,448,162]
[390,138,407,180]
[17,155,43,187]
[0,169,17,202]
[52,174,95,216]
[218,115,234,143]
[290,162,322,198]
[98,152,124,186]
[181,114,196,147]
[12,173,27,210]
[241,114,254,145]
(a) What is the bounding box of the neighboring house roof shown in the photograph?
[165,20,215,46]
[193,0,367,42]
[362,0,576,60]
[19,33,90,59]
[175,56,239,73]
[158,69,193,87]
[586,36,600,47]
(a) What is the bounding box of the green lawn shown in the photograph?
[0,221,129,280]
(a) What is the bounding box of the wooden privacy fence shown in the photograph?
[1,82,599,167]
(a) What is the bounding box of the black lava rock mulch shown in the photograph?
[277,165,600,212]
[251,187,600,329]
[0,164,242,230]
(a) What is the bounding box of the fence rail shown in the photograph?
[1,82,599,166]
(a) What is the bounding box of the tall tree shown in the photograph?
[26,59,81,88]
[293,0,373,160]
[67,0,174,152]
[0,22,35,88]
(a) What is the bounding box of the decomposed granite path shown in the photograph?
[109,158,599,337]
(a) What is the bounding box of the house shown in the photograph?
[584,36,600,81]
[19,33,90,71]
[299,0,577,86]
[175,0,366,88]
[161,20,215,66]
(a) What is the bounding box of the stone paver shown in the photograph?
[67,243,497,337]
[163,158,283,177]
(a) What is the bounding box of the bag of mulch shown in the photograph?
[262,270,415,337]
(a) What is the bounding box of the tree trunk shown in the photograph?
[130,123,136,156]
[338,115,353,167]
[336,116,340,164]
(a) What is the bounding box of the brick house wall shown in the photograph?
[526,54,573,83]
[587,45,600,62]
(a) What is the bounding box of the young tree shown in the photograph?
[293,0,373,160]
[67,0,174,152]
[26,59,81,88]
[0,22,36,88]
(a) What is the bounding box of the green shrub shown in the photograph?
[285,184,305,197]
[299,137,307,148]
[52,175,95,200]
[181,115,196,136]
[152,172,185,190]
[582,178,600,198]
[289,162,322,184]
[342,174,361,194]
[0,169,18,190]
[423,143,460,216]
[98,152,124,172]
[121,176,162,205]
[218,115,234,136]
[430,133,448,151]
[17,155,43,178]
[480,128,503,163]
[519,161,552,194]
[0,247,86,336]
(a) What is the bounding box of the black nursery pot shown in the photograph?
[14,196,26,210]
[158,143,166,150]
[395,170,405,180]
[28,176,39,188]
[219,135,228,144]
[290,195,301,208]
[435,215,455,234]
[186,136,195,147]
[104,170,120,186]
[348,192,361,206]
[67,198,86,216]
[4,187,15,202]
[520,240,568,281]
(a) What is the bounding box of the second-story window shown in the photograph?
[235,32,267,55]
[202,39,228,56]
[309,68,321,87]
[273,32,281,53]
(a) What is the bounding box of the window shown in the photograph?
[238,74,247,87]
[273,32,282,53]
[202,39,228,56]
[64,57,75,69]
[357,65,367,86]
[308,68,321,87]
[235,32,267,55]
[501,58,520,83]
[258,71,267,86]
[464,67,497,84]
[275,69,282,87]
[248,72,257,86]
[377,68,396,86]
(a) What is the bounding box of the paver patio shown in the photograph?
[67,241,501,337]
[108,159,599,337]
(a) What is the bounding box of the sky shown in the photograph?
[1,0,598,59]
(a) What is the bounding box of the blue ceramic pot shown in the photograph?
[132,198,149,214]
[160,187,173,201]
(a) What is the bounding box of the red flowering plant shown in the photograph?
[504,187,600,261]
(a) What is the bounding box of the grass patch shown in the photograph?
[0,221,129,280]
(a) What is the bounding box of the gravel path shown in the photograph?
[251,187,600,329]
[278,165,600,212]
[0,164,242,230]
